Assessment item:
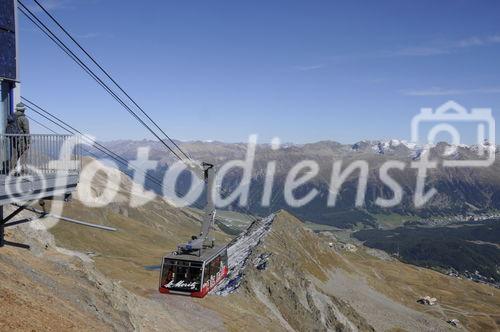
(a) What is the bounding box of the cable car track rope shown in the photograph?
[25,98,259,222]
[18,1,189,163]
[29,0,193,163]
[22,98,208,212]
[18,1,261,223]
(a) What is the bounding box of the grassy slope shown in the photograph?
[46,160,500,331]
[50,196,500,331]
[51,199,230,296]
[51,202,500,331]
[345,248,500,331]
[51,200,293,331]
[0,242,133,331]
[254,211,500,331]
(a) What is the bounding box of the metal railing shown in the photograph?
[0,134,82,175]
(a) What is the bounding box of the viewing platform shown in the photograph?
[0,134,81,205]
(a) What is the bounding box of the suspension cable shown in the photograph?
[18,2,187,163]
[23,99,206,211]
[18,3,260,222]
[29,0,192,162]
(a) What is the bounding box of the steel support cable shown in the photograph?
[29,0,192,162]
[26,114,59,134]
[26,113,111,164]
[24,102,127,166]
[25,97,259,222]
[18,3,187,163]
[23,101,206,211]
[30,111,259,226]
[19,4,260,222]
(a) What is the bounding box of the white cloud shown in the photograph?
[293,64,325,71]
[75,32,113,39]
[455,36,484,48]
[322,34,500,66]
[488,35,500,43]
[390,46,450,57]
[402,86,500,96]
[389,34,500,57]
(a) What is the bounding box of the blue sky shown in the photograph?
[18,0,500,144]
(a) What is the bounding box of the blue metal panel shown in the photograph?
[0,32,16,80]
[0,0,15,32]
[0,0,16,81]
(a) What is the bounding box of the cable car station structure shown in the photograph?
[0,0,103,249]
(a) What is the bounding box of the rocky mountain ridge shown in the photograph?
[90,139,500,228]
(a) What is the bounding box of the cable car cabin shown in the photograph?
[159,245,228,298]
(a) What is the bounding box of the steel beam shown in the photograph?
[3,240,29,249]
[0,205,4,247]
[2,202,31,224]
[4,217,33,228]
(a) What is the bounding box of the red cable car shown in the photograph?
[159,245,228,298]
[159,162,228,298]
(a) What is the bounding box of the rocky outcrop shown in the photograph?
[238,211,374,331]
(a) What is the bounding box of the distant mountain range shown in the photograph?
[89,139,500,228]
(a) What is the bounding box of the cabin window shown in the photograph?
[212,256,221,275]
[203,262,210,285]
[221,251,228,267]
[207,255,223,284]
[162,259,202,292]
